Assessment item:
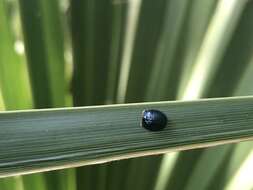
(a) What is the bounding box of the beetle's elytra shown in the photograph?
[141,109,167,131]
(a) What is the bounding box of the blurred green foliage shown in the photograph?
[0,0,253,189]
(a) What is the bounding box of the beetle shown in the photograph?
[141,109,167,131]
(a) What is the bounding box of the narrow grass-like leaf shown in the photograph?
[181,0,246,100]
[116,0,141,104]
[184,145,233,190]
[207,142,253,190]
[19,0,51,108]
[177,2,253,190]
[223,145,253,190]
[0,91,5,111]
[0,0,32,110]
[176,0,218,98]
[19,0,65,108]
[106,1,127,104]
[0,96,253,177]
[146,0,189,101]
[124,0,168,103]
[205,1,253,98]
[124,156,162,190]
[22,174,46,190]
[234,58,253,97]
[0,176,23,190]
[71,0,112,106]
[39,0,65,107]
[75,165,95,190]
[106,160,130,190]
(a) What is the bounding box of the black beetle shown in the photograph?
[141,109,167,131]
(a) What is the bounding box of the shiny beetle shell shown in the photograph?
[141,109,167,131]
